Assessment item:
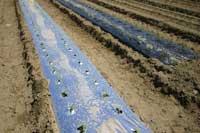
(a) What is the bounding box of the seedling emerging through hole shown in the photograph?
[116,107,123,114]
[103,92,109,98]
[85,70,90,75]
[78,61,83,65]
[57,79,61,85]
[52,69,56,74]
[68,105,75,115]
[61,91,68,97]
[49,61,53,65]
[77,124,87,133]
[68,48,72,51]
[42,47,46,52]
[94,80,99,85]
[133,130,140,133]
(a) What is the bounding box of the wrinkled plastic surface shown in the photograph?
[19,0,151,132]
[57,0,198,65]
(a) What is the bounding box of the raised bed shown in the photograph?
[19,0,151,132]
[57,0,198,65]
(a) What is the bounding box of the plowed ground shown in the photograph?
[0,0,199,133]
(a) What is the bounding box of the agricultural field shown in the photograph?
[0,0,199,132]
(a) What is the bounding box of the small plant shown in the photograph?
[77,124,87,133]
[61,91,68,97]
[103,92,109,98]
[94,80,99,85]
[85,70,90,75]
[52,69,56,74]
[133,130,140,133]
[68,105,75,115]
[116,107,123,114]
[49,61,53,65]
[68,48,72,51]
[78,61,83,65]
[57,79,61,85]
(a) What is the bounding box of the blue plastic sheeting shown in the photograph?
[19,0,151,132]
[56,0,198,65]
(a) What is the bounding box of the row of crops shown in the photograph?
[19,0,151,132]
[57,0,198,65]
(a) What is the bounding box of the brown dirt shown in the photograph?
[101,0,200,34]
[78,0,200,54]
[115,0,200,26]
[147,0,200,13]
[79,0,200,110]
[85,0,200,44]
[38,0,200,132]
[81,0,200,108]
[0,0,58,132]
[0,0,200,132]
[131,0,200,18]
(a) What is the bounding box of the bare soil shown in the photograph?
[146,0,200,13]
[100,0,200,35]
[38,0,200,132]
[84,0,200,47]
[131,0,200,18]
[0,0,58,132]
[76,0,200,108]
[0,0,199,132]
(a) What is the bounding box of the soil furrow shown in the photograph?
[15,0,59,132]
[56,0,200,109]
[78,0,200,54]
[147,0,200,13]
[131,0,200,18]
[0,0,59,132]
[38,0,200,132]
[1,0,199,132]
[113,0,200,29]
[86,0,200,44]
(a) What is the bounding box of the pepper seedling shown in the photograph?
[103,92,109,98]
[133,130,141,133]
[116,107,123,114]
[61,91,68,97]
[68,105,75,115]
[57,79,61,85]
[77,124,87,133]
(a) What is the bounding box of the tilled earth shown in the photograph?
[0,0,200,133]
[0,0,58,132]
